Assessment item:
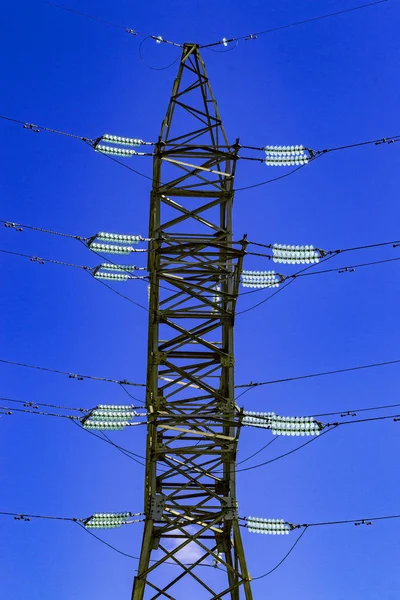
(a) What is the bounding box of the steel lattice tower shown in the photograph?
[132,43,253,600]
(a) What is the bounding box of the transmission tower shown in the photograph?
[132,43,253,599]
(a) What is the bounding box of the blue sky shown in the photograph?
[1,1,399,598]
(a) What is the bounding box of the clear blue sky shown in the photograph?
[1,1,399,598]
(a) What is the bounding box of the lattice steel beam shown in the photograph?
[131,43,253,600]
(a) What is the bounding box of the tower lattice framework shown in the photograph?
[132,43,253,600]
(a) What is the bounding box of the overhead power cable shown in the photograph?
[234,511,400,583]
[241,512,400,531]
[237,253,337,314]
[326,413,400,428]
[2,111,397,165]
[237,404,400,469]
[0,357,145,387]
[235,427,337,474]
[0,396,88,413]
[237,437,278,466]
[3,242,399,316]
[312,401,400,419]
[10,216,400,262]
[251,527,308,581]
[0,230,152,284]
[1,219,180,294]
[2,112,398,195]
[291,513,400,530]
[0,247,91,270]
[88,270,148,312]
[0,404,81,420]
[241,134,399,156]
[239,255,400,304]
[247,509,399,581]
[0,247,150,310]
[1,508,214,568]
[0,248,175,312]
[0,114,93,142]
[45,2,183,47]
[234,414,399,474]
[247,236,400,258]
[200,0,389,48]
[82,139,155,182]
[75,521,142,560]
[291,256,400,279]
[70,419,147,467]
[236,358,400,389]
[235,134,399,192]
[0,510,80,522]
[1,219,87,241]
[77,522,215,568]
[7,216,400,277]
[0,509,144,527]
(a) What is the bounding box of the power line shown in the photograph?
[234,134,399,192]
[75,521,142,559]
[237,437,278,466]
[235,427,337,474]
[2,110,398,198]
[45,1,129,31]
[2,509,214,568]
[83,139,155,183]
[1,220,179,294]
[314,134,400,156]
[75,521,215,568]
[0,246,150,310]
[0,357,145,387]
[1,223,153,285]
[237,277,296,315]
[245,510,400,580]
[83,242,177,296]
[139,36,181,71]
[200,1,389,48]
[0,115,156,183]
[0,248,91,270]
[70,419,147,467]
[327,412,400,428]
[101,431,146,466]
[238,255,400,306]
[237,253,337,314]
[0,114,93,142]
[0,510,80,522]
[312,401,400,419]
[237,405,400,469]
[0,244,197,311]
[241,133,400,156]
[1,219,87,241]
[17,212,396,303]
[0,395,88,412]
[45,2,183,47]
[71,421,171,475]
[251,527,308,581]
[89,270,148,312]
[10,212,399,287]
[3,111,398,184]
[236,358,400,389]
[292,256,400,279]
[247,236,400,257]
[119,383,145,405]
[0,404,81,420]
[234,414,399,475]
[293,514,400,529]
[234,161,311,192]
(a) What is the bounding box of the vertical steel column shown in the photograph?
[132,43,253,600]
